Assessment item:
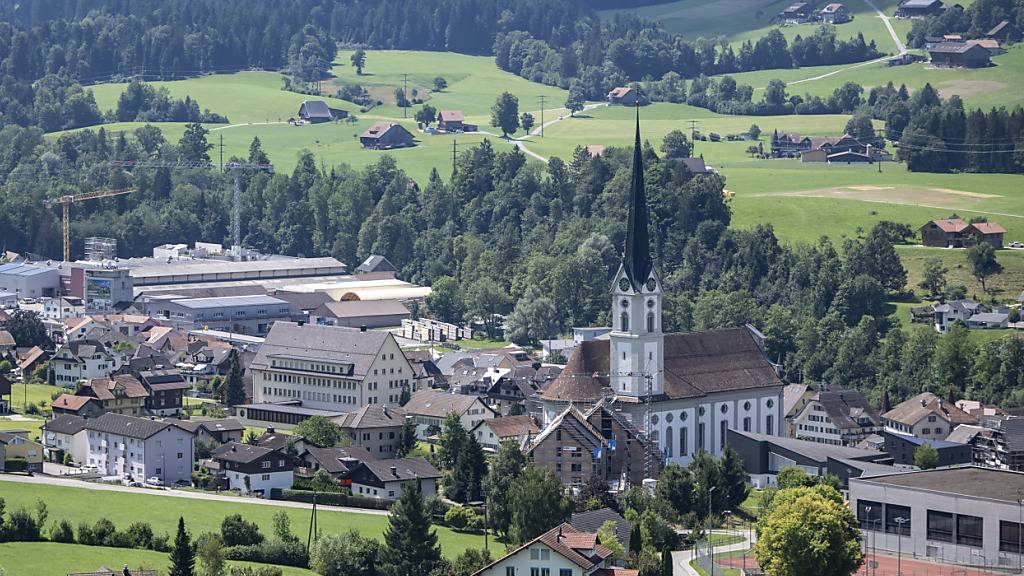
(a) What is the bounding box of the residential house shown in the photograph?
[527,405,607,487]
[212,441,294,498]
[896,0,945,18]
[783,383,816,436]
[41,414,87,463]
[967,221,1006,248]
[360,123,415,149]
[484,366,542,415]
[470,523,627,576]
[770,131,812,157]
[310,300,410,329]
[472,415,539,452]
[0,430,44,472]
[298,100,333,123]
[52,395,104,418]
[987,20,1022,43]
[821,3,851,23]
[606,87,638,106]
[921,218,970,247]
[790,388,882,446]
[438,110,466,132]
[17,346,48,378]
[570,508,632,550]
[250,322,414,414]
[928,42,991,67]
[43,297,86,322]
[728,429,893,489]
[966,311,1009,329]
[77,375,150,416]
[354,255,397,276]
[883,430,972,468]
[404,349,444,390]
[139,370,191,417]
[172,418,245,444]
[335,404,407,458]
[300,445,375,479]
[52,339,120,386]
[933,299,982,332]
[347,457,441,500]
[403,388,497,439]
[80,412,194,484]
[778,2,813,23]
[883,392,977,440]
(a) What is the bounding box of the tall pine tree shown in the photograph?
[168,516,195,576]
[485,439,527,537]
[220,350,246,406]
[380,482,442,576]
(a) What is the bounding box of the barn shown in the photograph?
[359,123,416,149]
[928,42,992,67]
[298,100,333,123]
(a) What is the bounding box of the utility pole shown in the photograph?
[219,133,224,171]
[538,95,546,137]
[402,73,409,119]
[452,139,458,177]
[689,120,700,157]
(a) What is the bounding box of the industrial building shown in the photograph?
[137,294,298,335]
[850,466,1024,570]
[0,262,61,299]
[126,256,346,287]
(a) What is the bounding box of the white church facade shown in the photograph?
[539,115,784,467]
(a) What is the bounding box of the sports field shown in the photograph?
[0,542,316,576]
[0,480,486,557]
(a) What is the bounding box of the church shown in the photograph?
[538,114,785,470]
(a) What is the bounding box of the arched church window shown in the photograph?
[665,426,674,457]
[647,312,655,333]
[621,312,629,331]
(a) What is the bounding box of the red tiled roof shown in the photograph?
[823,3,844,11]
[971,222,1006,234]
[361,122,397,139]
[81,375,150,401]
[471,524,613,576]
[608,87,633,98]
[586,145,606,157]
[439,110,464,122]
[480,415,539,438]
[929,218,969,233]
[53,394,96,411]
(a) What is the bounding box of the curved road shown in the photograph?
[674,529,755,576]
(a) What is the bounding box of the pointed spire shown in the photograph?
[623,106,652,289]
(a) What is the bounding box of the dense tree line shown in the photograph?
[495,24,881,101]
[906,0,1024,48]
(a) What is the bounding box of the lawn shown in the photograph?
[0,542,316,576]
[0,416,45,441]
[898,245,1024,302]
[6,382,65,415]
[0,480,486,558]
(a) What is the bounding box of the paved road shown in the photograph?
[481,102,608,164]
[863,0,908,55]
[674,529,755,576]
[0,473,389,516]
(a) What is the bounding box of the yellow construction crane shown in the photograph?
[43,187,137,262]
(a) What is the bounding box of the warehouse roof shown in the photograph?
[0,263,57,276]
[855,465,1024,503]
[127,257,346,279]
[169,295,289,310]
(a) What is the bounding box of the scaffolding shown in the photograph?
[84,237,117,261]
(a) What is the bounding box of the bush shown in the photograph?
[230,567,283,576]
[444,507,479,531]
[3,508,42,541]
[77,518,116,546]
[24,402,40,415]
[151,532,171,552]
[62,452,73,466]
[124,521,155,549]
[272,489,390,510]
[225,540,308,568]
[49,519,75,543]
[221,514,264,547]
[4,459,27,472]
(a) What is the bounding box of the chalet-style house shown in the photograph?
[790,388,882,446]
[968,221,1005,248]
[359,123,415,149]
[820,3,851,23]
[987,20,1022,43]
[438,110,466,132]
[770,131,812,158]
[300,445,375,479]
[896,0,945,18]
[75,375,151,416]
[538,119,785,472]
[298,100,333,123]
[172,418,245,444]
[138,369,191,417]
[347,457,441,500]
[471,523,633,576]
[472,415,539,452]
[606,87,638,106]
[928,42,991,68]
[403,389,497,439]
[52,394,104,418]
[883,392,977,440]
[211,442,294,498]
[334,404,407,458]
[920,218,1005,248]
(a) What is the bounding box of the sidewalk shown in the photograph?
[674,529,754,576]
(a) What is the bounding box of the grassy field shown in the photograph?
[6,382,64,414]
[0,542,317,576]
[599,0,906,53]
[717,45,1024,111]
[0,416,45,441]
[0,480,485,558]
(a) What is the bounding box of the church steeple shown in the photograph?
[623,108,652,290]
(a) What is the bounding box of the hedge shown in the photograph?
[271,489,392,511]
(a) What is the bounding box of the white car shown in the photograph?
[145,477,164,486]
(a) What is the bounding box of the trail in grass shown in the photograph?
[480,102,608,164]
[863,0,907,54]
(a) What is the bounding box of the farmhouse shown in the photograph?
[770,131,812,157]
[968,221,1006,248]
[778,2,813,23]
[470,523,626,576]
[928,42,991,68]
[438,110,465,132]
[966,38,1006,55]
[896,0,944,18]
[920,218,969,247]
[820,3,851,23]
[987,20,1022,43]
[606,87,638,106]
[52,394,104,418]
[360,122,415,149]
[298,100,332,123]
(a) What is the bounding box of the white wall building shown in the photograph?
[51,339,121,386]
[77,413,194,484]
[211,442,294,498]
[403,389,497,439]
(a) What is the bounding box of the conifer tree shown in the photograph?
[168,517,195,576]
[380,483,442,576]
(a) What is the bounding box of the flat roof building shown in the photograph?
[138,294,297,335]
[125,256,346,287]
[850,466,1024,570]
[0,262,61,299]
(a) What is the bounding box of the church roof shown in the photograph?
[623,111,653,289]
[541,327,782,402]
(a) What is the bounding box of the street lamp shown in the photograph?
[708,486,717,576]
[1017,489,1023,575]
[894,517,908,576]
[468,500,488,552]
[863,507,872,576]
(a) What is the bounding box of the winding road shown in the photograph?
[674,529,755,576]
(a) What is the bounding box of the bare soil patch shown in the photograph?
[938,79,1008,99]
[766,185,998,206]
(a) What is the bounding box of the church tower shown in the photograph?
[610,111,663,398]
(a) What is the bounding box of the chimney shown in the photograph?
[383,405,389,417]
[558,525,563,540]
[920,398,926,407]
[266,426,275,434]
[360,325,368,332]
[390,466,398,477]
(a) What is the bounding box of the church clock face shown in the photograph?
[646,278,657,292]
[618,278,631,292]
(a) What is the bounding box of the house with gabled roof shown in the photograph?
[348,457,441,500]
[52,339,121,387]
[52,394,104,418]
[790,388,882,446]
[987,20,1021,43]
[403,388,496,439]
[883,392,977,440]
[80,412,194,483]
[527,405,607,487]
[212,441,293,497]
[334,403,407,457]
[967,221,1006,248]
[298,100,333,123]
[920,218,970,247]
[472,414,539,452]
[359,123,415,149]
[77,375,151,416]
[471,523,632,576]
[607,87,638,106]
[438,110,466,132]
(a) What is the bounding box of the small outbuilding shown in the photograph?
[827,150,873,163]
[298,100,333,123]
[607,87,638,106]
[987,20,1022,44]
[967,221,1006,248]
[360,123,416,149]
[896,0,944,18]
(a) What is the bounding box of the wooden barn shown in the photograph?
[928,42,992,67]
[359,123,415,150]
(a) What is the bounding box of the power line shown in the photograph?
[401,73,409,119]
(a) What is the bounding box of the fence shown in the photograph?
[693,530,761,576]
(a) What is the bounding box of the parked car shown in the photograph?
[145,477,164,486]
[1009,242,1023,248]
